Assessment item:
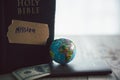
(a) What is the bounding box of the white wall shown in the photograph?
[55,0,120,35]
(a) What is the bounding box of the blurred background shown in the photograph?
[55,0,120,35]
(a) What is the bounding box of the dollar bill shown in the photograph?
[12,64,50,80]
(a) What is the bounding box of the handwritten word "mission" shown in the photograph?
[15,26,36,33]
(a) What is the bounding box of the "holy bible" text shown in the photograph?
[17,0,41,15]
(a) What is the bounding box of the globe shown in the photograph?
[50,38,76,65]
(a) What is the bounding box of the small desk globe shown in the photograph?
[50,38,76,65]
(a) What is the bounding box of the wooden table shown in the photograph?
[0,35,120,80]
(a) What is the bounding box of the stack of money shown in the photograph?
[12,64,50,80]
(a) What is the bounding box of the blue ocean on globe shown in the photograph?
[50,38,76,65]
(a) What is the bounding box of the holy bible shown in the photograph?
[0,0,56,74]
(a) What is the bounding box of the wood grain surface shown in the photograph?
[0,35,120,80]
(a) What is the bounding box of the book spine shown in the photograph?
[47,0,56,46]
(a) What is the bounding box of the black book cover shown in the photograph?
[0,0,56,74]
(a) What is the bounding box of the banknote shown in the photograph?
[12,64,50,80]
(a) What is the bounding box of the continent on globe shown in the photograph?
[50,38,76,65]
